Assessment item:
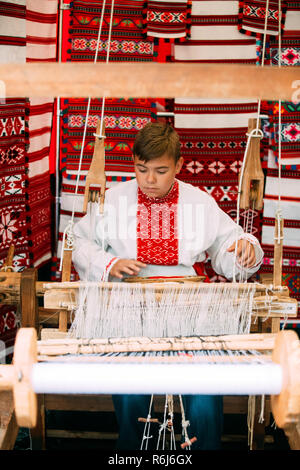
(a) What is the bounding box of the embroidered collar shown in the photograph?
[138,179,179,204]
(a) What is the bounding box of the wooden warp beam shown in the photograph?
[37,332,277,358]
[1,63,299,99]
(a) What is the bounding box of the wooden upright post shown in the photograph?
[83,119,106,214]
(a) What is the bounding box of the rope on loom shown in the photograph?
[157,395,170,450]
[155,395,176,450]
[275,0,286,332]
[179,395,193,450]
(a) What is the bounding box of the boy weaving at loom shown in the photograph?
[72,122,264,450]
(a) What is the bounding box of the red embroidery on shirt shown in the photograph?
[137,180,179,265]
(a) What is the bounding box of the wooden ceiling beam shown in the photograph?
[1,63,299,100]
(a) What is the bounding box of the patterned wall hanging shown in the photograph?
[238,0,287,37]
[61,97,157,183]
[26,0,58,62]
[52,96,157,280]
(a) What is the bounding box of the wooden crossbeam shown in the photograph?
[1,63,299,99]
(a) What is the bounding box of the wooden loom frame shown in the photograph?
[0,62,299,450]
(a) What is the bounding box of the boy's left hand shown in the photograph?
[227,239,256,268]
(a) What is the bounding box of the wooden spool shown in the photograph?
[271,330,300,449]
[0,328,37,428]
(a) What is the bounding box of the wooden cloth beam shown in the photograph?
[1,63,299,99]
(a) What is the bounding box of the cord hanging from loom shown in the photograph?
[179,395,197,449]
[140,395,154,450]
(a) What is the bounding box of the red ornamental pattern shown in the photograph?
[266,101,300,169]
[0,174,24,197]
[260,245,300,312]
[72,38,153,55]
[137,181,179,265]
[0,99,30,268]
[269,32,300,67]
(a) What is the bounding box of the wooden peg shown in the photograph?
[1,245,15,272]
[273,215,284,288]
[20,269,38,330]
[239,119,264,210]
[83,119,107,214]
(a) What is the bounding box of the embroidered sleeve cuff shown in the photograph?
[102,256,120,281]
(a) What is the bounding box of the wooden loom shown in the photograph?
[0,62,299,450]
[0,328,300,450]
[0,117,298,450]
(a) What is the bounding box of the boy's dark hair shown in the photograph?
[133,122,181,163]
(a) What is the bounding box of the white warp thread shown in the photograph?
[67,282,256,339]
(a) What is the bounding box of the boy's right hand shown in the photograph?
[110,259,147,279]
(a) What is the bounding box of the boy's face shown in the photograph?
[133,152,184,199]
